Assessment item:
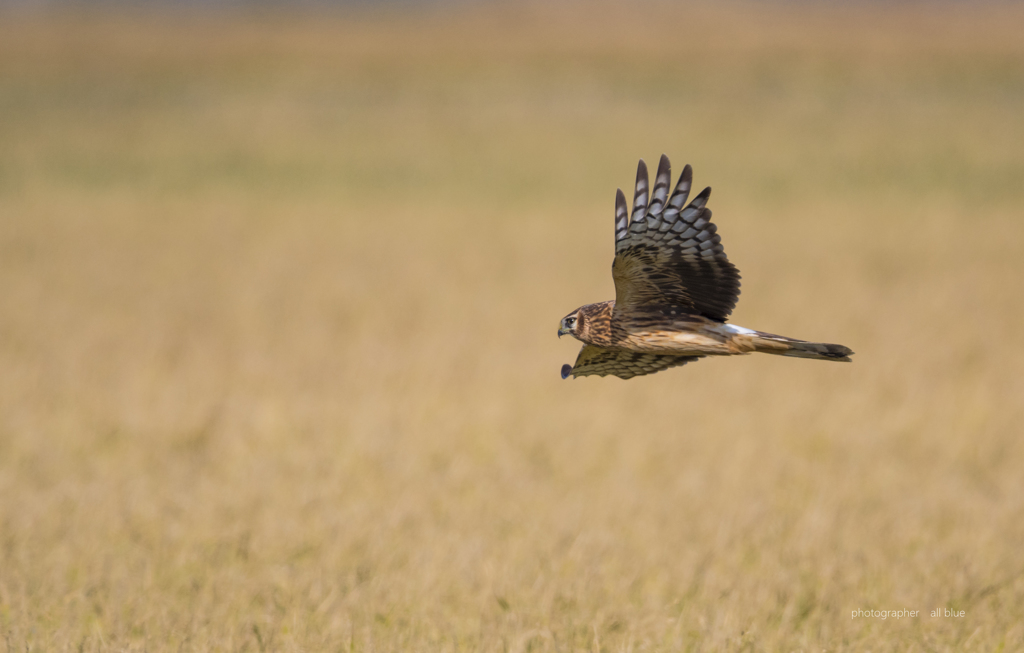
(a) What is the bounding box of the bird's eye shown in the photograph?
[566,317,576,327]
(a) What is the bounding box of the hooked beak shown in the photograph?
[558,324,570,338]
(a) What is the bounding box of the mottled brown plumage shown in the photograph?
[558,155,853,380]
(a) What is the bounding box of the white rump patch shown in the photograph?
[724,324,756,335]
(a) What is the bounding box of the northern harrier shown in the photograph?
[558,155,853,380]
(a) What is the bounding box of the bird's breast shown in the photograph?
[610,313,733,354]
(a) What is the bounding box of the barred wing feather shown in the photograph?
[612,155,741,322]
[563,345,701,380]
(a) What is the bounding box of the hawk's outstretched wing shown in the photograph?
[612,155,741,322]
[562,345,701,380]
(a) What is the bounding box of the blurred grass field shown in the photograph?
[2,2,1024,651]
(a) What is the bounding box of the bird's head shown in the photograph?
[558,308,585,341]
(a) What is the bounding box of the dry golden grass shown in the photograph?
[2,3,1024,651]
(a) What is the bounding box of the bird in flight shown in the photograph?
[558,155,853,380]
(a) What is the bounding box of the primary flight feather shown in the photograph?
[558,155,853,380]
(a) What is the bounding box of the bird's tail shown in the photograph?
[750,332,853,362]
